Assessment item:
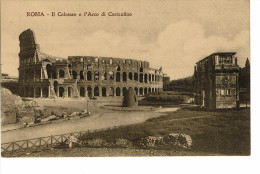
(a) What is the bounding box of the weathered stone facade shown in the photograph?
[18,29,163,98]
[193,52,240,109]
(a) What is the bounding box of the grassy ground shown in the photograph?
[3,107,250,157]
[78,107,250,155]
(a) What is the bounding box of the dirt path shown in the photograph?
[1,108,179,143]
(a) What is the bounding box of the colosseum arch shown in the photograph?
[54,81,58,96]
[116,87,121,96]
[94,86,99,96]
[59,87,64,97]
[87,87,92,97]
[59,70,65,78]
[42,87,48,98]
[123,87,127,96]
[104,72,108,80]
[144,87,148,95]
[72,70,77,79]
[116,66,121,71]
[144,74,148,83]
[80,71,84,80]
[149,87,151,93]
[134,87,138,95]
[134,73,138,81]
[129,72,133,80]
[80,87,85,97]
[139,87,143,95]
[102,87,106,96]
[123,72,127,82]
[109,87,114,96]
[139,73,143,83]
[68,86,72,97]
[94,72,99,81]
[87,71,92,81]
[52,70,57,79]
[116,72,120,82]
[109,71,114,80]
[46,64,52,79]
[149,74,151,82]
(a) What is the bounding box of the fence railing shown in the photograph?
[1,131,83,153]
[1,125,124,154]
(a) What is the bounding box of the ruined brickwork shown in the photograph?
[18,29,163,98]
[193,52,240,109]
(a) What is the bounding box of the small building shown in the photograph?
[193,52,240,109]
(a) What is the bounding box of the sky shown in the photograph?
[1,0,250,79]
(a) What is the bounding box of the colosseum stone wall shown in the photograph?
[18,29,164,98]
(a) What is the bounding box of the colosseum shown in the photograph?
[18,29,164,98]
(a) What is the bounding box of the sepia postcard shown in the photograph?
[1,0,251,163]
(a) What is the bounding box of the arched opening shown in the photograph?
[134,87,138,95]
[59,87,64,97]
[116,72,120,82]
[42,87,48,98]
[123,72,127,82]
[87,71,92,81]
[109,87,114,96]
[149,87,151,93]
[102,87,106,96]
[94,72,99,81]
[104,72,108,80]
[140,67,143,72]
[68,87,72,97]
[54,81,58,96]
[109,71,114,80]
[35,87,41,97]
[52,70,57,79]
[152,75,155,81]
[152,88,155,93]
[144,87,148,95]
[80,87,85,97]
[87,87,92,97]
[129,72,133,80]
[80,71,84,80]
[139,87,143,95]
[123,87,127,96]
[46,64,52,79]
[72,70,77,79]
[149,74,151,82]
[116,87,121,96]
[59,70,64,78]
[94,86,99,96]
[144,74,148,83]
[139,73,143,83]
[134,73,138,81]
[116,66,121,71]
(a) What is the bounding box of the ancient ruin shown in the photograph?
[18,29,164,98]
[193,52,240,109]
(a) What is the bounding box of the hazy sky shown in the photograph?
[1,0,249,79]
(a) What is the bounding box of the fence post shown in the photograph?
[12,143,14,153]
